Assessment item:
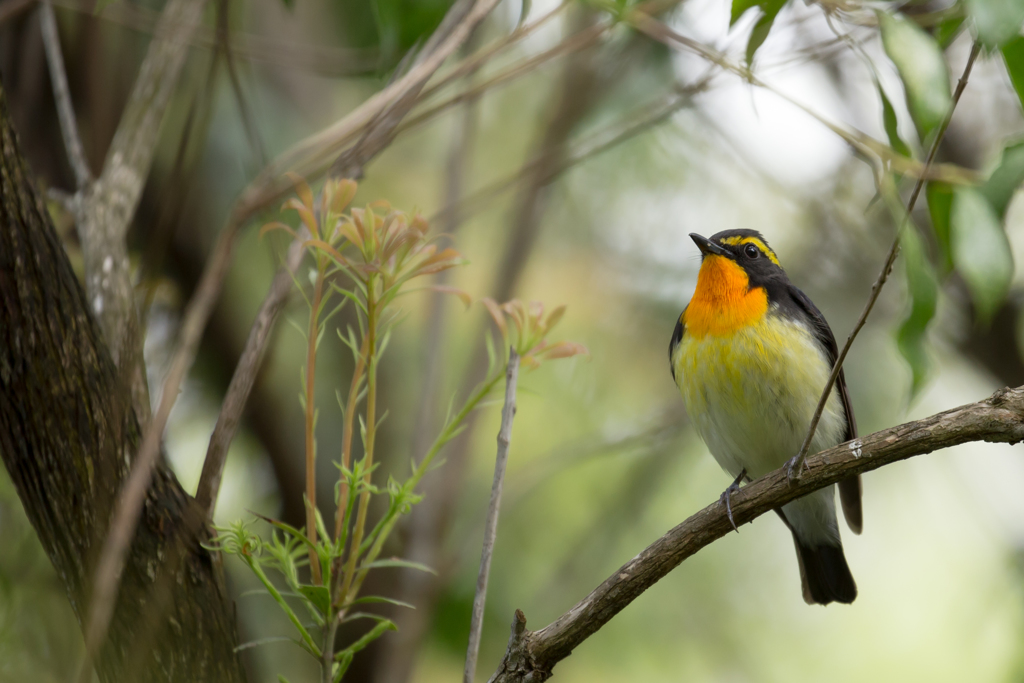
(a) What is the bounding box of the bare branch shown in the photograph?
[195,233,307,518]
[45,0,379,77]
[77,0,209,377]
[72,0,212,673]
[39,0,91,188]
[630,14,980,186]
[788,41,983,479]
[465,349,520,683]
[487,386,1024,682]
[261,0,501,179]
[189,0,500,524]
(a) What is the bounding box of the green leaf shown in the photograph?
[279,676,293,683]
[298,585,332,617]
[1002,37,1024,112]
[359,558,437,574]
[730,0,760,25]
[335,618,397,660]
[980,140,1024,218]
[751,0,787,64]
[926,181,955,272]
[950,187,1015,322]
[897,226,939,397]
[879,84,912,158]
[350,595,417,609]
[965,0,1024,47]
[935,15,967,48]
[729,0,786,63]
[878,11,952,142]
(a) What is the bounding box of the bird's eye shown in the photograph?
[744,244,760,259]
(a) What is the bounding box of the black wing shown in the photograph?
[787,285,863,534]
[668,310,685,382]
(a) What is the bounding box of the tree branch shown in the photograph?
[487,385,1024,682]
[75,0,208,422]
[464,349,520,683]
[39,0,91,188]
[194,232,306,518]
[788,41,982,478]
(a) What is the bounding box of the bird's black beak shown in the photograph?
[690,233,730,258]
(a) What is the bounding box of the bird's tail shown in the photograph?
[790,532,857,605]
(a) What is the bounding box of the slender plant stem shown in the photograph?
[321,616,340,683]
[787,41,982,479]
[335,334,369,542]
[247,557,320,656]
[339,274,379,604]
[345,369,505,602]
[464,348,520,683]
[306,259,327,584]
[39,0,91,188]
[331,334,369,608]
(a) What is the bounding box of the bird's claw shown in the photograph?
[719,469,746,533]
[785,455,805,483]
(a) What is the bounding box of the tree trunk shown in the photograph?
[0,78,246,682]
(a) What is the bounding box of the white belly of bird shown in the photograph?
[673,312,848,545]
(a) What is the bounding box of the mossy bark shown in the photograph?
[0,79,246,682]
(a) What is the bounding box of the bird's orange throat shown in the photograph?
[684,255,768,338]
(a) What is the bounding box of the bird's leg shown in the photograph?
[719,469,747,533]
[784,453,805,482]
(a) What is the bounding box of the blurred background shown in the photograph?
[2,0,1024,681]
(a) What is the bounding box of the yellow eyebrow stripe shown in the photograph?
[719,236,780,266]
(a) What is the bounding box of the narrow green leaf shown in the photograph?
[950,187,1015,322]
[746,0,786,64]
[359,558,437,574]
[926,181,954,272]
[730,0,760,25]
[879,84,912,158]
[297,585,332,617]
[979,140,1024,218]
[234,636,294,652]
[279,676,293,683]
[965,0,1024,47]
[1002,37,1024,112]
[935,15,966,48]
[878,11,952,142]
[335,619,397,659]
[350,595,417,609]
[897,226,939,397]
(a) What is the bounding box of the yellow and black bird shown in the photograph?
[669,229,861,605]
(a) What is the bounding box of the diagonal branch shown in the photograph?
[786,41,982,478]
[464,348,520,683]
[39,0,91,188]
[194,233,307,518]
[487,385,1024,683]
[189,0,501,521]
[75,0,209,421]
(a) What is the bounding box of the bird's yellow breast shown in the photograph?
[671,312,845,479]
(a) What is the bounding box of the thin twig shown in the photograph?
[429,76,711,226]
[39,0,91,188]
[464,348,520,683]
[786,41,982,480]
[263,0,501,179]
[195,233,307,518]
[487,385,1024,682]
[216,0,267,168]
[630,14,979,187]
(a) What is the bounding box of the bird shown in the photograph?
[668,229,861,605]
